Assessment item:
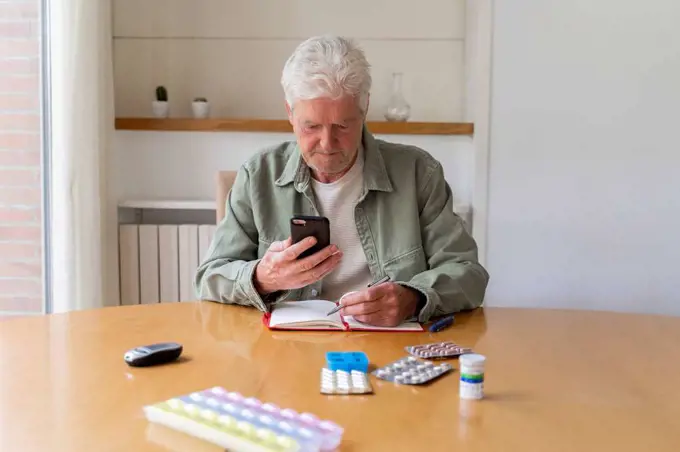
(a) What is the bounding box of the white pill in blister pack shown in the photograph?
[320,368,373,395]
[372,356,453,385]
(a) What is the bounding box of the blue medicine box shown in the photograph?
[326,351,369,373]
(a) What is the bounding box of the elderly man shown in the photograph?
[194,35,489,327]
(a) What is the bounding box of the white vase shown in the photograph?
[192,101,210,119]
[152,101,169,118]
[384,72,411,122]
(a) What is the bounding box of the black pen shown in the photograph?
[326,275,391,316]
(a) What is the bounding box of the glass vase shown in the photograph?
[384,72,411,122]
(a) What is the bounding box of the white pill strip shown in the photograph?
[372,356,453,385]
[320,368,373,395]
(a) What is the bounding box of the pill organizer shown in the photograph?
[325,351,369,373]
[372,356,453,385]
[320,368,373,395]
[143,386,344,452]
[405,341,472,359]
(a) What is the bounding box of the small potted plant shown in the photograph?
[191,97,210,119]
[152,86,169,118]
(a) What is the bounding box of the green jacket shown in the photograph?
[194,127,489,322]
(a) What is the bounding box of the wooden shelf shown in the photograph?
[118,200,215,210]
[115,118,474,135]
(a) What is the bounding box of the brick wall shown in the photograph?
[0,0,43,315]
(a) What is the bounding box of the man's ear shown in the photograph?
[285,102,294,125]
[362,94,370,120]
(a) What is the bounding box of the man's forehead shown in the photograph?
[294,97,359,112]
[294,105,361,123]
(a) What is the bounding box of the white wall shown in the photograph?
[486,0,680,315]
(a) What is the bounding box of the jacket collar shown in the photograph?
[275,125,393,193]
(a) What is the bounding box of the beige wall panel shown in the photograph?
[113,0,465,40]
[114,39,463,121]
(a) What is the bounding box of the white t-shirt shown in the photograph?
[311,147,373,301]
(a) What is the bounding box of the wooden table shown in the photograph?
[1,302,680,451]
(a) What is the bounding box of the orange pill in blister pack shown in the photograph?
[405,341,473,359]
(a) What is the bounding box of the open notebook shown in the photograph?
[262,300,423,332]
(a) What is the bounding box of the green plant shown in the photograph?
[155,86,168,102]
[193,97,207,102]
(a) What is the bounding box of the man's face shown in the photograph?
[287,95,366,181]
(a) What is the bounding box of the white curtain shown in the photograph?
[49,0,118,312]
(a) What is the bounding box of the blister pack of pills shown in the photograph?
[320,368,373,395]
[405,341,472,359]
[143,386,344,452]
[372,356,453,385]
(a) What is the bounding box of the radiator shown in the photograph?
[118,224,216,305]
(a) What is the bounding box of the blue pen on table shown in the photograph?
[428,315,455,332]
[326,275,391,316]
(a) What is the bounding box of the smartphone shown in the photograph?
[290,215,330,259]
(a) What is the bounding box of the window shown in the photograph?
[0,0,47,316]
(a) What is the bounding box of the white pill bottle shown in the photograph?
[459,353,486,400]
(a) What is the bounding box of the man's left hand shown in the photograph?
[339,283,421,327]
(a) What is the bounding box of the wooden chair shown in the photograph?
[216,170,238,223]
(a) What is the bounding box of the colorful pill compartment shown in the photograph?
[325,351,369,373]
[143,386,344,452]
[405,341,472,359]
[320,368,373,395]
[372,356,453,385]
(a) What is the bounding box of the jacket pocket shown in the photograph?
[383,246,427,282]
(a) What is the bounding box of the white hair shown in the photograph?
[281,35,372,113]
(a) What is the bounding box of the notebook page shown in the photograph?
[269,300,345,329]
[343,315,423,331]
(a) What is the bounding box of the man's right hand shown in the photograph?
[253,236,342,295]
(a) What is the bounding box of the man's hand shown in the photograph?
[339,283,421,327]
[253,236,342,295]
